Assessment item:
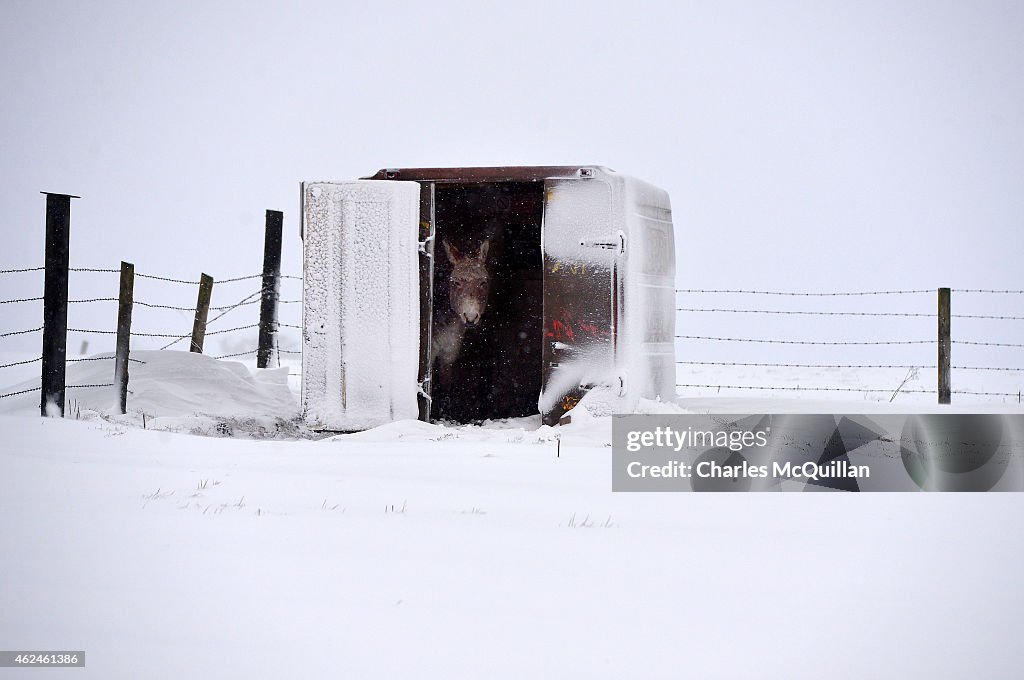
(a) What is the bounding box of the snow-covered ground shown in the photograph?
[1,351,1022,678]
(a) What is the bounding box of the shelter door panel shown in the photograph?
[301,180,421,431]
[541,178,617,425]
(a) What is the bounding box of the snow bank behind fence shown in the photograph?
[0,350,299,433]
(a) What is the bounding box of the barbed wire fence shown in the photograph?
[6,279,1023,404]
[3,194,1021,411]
[0,204,305,413]
[674,287,1023,403]
[0,265,305,400]
[8,280,1020,403]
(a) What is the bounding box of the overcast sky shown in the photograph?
[1,1,1022,369]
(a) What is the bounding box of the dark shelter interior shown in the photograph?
[430,182,545,422]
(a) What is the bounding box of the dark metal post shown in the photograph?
[115,261,134,414]
[257,210,283,368]
[190,274,214,353]
[40,192,78,417]
[938,287,951,404]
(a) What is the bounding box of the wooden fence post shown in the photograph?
[190,274,214,353]
[257,210,283,368]
[40,191,78,417]
[938,287,951,404]
[115,261,134,414]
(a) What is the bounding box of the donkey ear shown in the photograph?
[442,240,460,263]
[477,239,489,262]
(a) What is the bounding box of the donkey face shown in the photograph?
[443,239,490,327]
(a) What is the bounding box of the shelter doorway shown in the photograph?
[429,182,545,422]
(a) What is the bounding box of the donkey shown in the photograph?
[431,238,491,386]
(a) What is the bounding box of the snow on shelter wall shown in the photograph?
[538,169,676,418]
[301,181,420,430]
[618,174,676,403]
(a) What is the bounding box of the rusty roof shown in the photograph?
[362,165,610,182]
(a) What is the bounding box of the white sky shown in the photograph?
[1,1,1022,382]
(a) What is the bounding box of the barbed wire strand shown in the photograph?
[135,272,271,285]
[134,273,199,284]
[205,291,267,327]
[215,349,257,359]
[676,307,934,318]
[953,340,1024,348]
[675,335,935,346]
[69,328,190,338]
[0,356,42,369]
[676,383,1020,397]
[207,287,287,326]
[7,288,281,317]
[215,347,301,360]
[676,360,1024,372]
[0,386,40,399]
[0,266,45,274]
[216,274,263,284]
[1,326,43,338]
[212,298,262,311]
[954,314,1024,320]
[675,289,932,296]
[69,269,274,285]
[133,300,197,311]
[158,288,265,350]
[673,288,1023,296]
[952,289,1024,294]
[0,383,116,399]
[676,361,936,369]
[676,383,935,394]
[66,356,146,364]
[953,365,1024,372]
[132,298,262,312]
[204,323,259,336]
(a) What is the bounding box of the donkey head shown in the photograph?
[443,239,491,328]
